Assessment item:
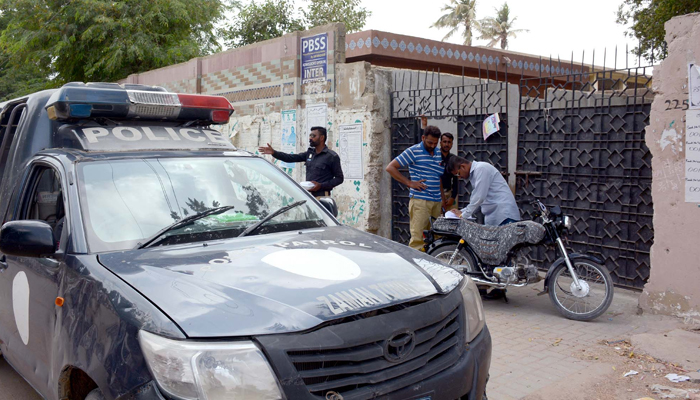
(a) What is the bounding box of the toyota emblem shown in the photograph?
[383,330,416,362]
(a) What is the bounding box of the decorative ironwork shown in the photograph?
[390,117,417,245]
[391,82,508,121]
[390,80,509,244]
[516,67,654,289]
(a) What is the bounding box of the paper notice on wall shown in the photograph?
[260,122,272,149]
[689,63,700,109]
[306,103,327,142]
[281,110,297,169]
[482,113,501,140]
[339,123,363,180]
[686,110,700,202]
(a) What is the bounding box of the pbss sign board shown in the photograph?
[301,33,328,84]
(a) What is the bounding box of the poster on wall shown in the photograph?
[482,113,500,140]
[281,110,297,169]
[338,123,363,180]
[306,103,328,142]
[689,63,700,109]
[301,33,328,84]
[687,110,700,202]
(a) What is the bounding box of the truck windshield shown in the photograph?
[76,157,335,252]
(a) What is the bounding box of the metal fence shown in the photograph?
[516,66,654,289]
[389,49,656,289]
[390,75,509,244]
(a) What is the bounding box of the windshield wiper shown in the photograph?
[137,206,235,249]
[238,200,307,238]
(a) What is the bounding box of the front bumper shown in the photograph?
[139,288,491,400]
[385,325,491,400]
[256,288,491,400]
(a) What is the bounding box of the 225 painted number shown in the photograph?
[665,99,689,111]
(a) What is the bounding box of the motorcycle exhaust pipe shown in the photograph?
[469,276,529,289]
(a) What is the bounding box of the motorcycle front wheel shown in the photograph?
[548,260,614,321]
[430,244,506,299]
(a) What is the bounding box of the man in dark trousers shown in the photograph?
[439,132,458,211]
[259,126,344,198]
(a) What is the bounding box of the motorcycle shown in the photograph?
[425,199,614,321]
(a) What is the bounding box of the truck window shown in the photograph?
[19,167,66,246]
[76,157,336,252]
[0,104,27,187]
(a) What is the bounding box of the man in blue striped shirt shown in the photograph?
[386,126,444,250]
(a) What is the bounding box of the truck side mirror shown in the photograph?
[0,221,56,258]
[317,198,338,218]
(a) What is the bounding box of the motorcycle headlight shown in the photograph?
[459,276,485,343]
[138,331,284,400]
[562,215,573,230]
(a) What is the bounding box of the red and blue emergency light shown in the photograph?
[45,82,234,124]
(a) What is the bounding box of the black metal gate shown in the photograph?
[390,79,509,244]
[516,67,654,289]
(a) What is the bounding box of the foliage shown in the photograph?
[617,0,700,61]
[301,0,370,33]
[0,9,51,100]
[431,0,478,46]
[0,0,228,97]
[477,2,527,49]
[223,0,304,48]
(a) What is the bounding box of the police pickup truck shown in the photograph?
[0,83,490,400]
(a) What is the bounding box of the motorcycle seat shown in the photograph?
[433,217,546,265]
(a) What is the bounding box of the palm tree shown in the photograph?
[431,0,478,46]
[477,3,528,50]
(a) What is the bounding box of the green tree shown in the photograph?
[431,0,479,46]
[0,0,228,89]
[224,0,305,48]
[477,3,527,50]
[0,9,52,100]
[617,0,700,61]
[301,0,370,33]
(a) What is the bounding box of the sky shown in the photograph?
[358,0,648,68]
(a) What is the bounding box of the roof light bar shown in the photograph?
[45,83,234,124]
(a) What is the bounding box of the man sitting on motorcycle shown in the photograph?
[447,156,521,226]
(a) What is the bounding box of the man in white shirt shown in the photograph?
[447,156,521,226]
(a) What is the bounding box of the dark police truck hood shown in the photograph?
[98,226,463,338]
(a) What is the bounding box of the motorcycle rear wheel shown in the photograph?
[548,260,614,321]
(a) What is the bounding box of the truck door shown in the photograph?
[0,161,67,396]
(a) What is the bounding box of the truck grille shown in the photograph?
[286,304,463,399]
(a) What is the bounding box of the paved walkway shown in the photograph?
[484,285,698,400]
[1,285,697,400]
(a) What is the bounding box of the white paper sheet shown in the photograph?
[338,123,363,180]
[306,103,327,143]
[686,110,700,202]
[689,63,700,109]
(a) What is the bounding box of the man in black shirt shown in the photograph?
[259,126,344,198]
[440,132,459,211]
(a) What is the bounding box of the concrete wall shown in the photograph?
[117,23,654,246]
[639,12,700,324]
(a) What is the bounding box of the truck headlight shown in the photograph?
[460,277,485,342]
[138,331,284,400]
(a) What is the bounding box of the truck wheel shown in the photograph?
[85,388,105,400]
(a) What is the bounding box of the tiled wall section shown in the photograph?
[159,78,197,94]
[200,58,296,94]
[119,24,343,109]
